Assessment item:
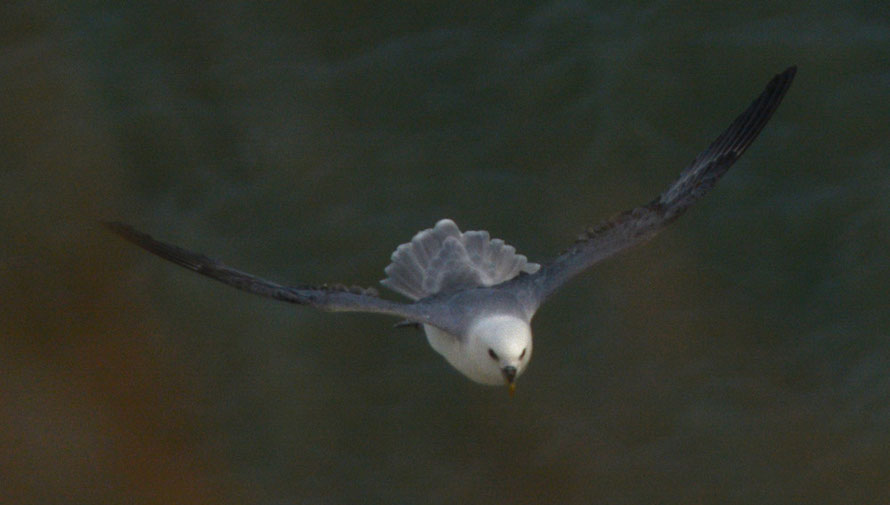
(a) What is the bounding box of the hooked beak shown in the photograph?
[502,366,517,397]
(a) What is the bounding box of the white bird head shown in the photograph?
[464,315,532,393]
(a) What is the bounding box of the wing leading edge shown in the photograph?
[510,66,797,308]
[104,222,452,329]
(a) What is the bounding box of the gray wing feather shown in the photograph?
[104,222,449,328]
[507,66,796,308]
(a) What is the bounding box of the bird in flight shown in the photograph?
[106,66,796,395]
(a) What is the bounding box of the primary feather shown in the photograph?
[509,66,797,307]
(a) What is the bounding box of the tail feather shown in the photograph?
[381,219,539,300]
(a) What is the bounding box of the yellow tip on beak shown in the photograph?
[508,382,516,397]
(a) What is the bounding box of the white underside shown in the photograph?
[424,324,474,380]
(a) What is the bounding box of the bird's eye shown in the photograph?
[519,348,527,359]
[488,348,498,360]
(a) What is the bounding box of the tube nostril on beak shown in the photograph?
[502,366,517,383]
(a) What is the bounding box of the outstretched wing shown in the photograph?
[104,221,449,328]
[507,66,796,309]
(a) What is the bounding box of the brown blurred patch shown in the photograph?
[0,17,248,505]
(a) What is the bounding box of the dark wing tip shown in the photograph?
[764,66,797,95]
[102,220,218,273]
[513,66,797,307]
[101,220,132,236]
[780,65,797,80]
[658,65,796,209]
[102,221,444,325]
[102,221,390,306]
[102,220,153,245]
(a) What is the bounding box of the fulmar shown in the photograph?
[105,66,796,394]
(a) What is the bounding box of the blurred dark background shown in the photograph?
[1,1,888,504]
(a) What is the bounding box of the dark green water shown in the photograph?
[2,2,888,504]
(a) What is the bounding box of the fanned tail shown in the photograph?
[381,219,539,300]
